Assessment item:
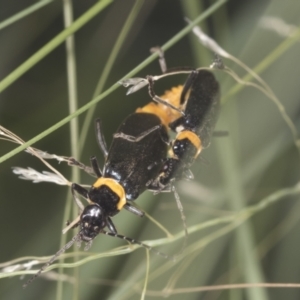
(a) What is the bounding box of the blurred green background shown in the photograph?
[1,0,300,299]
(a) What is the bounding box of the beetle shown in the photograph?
[148,69,220,191]
[23,111,171,287]
[72,112,169,242]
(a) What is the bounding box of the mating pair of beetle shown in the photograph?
[24,53,220,287]
[74,67,220,245]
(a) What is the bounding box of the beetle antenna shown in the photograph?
[23,232,81,288]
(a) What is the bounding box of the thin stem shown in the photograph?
[0,0,54,31]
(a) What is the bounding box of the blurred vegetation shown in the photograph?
[1,0,300,299]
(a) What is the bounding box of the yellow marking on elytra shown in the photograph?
[136,85,184,127]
